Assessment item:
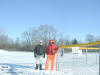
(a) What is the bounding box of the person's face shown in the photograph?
[40,42,43,45]
[49,42,53,45]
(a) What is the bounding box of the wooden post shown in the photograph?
[86,49,88,64]
[95,49,98,65]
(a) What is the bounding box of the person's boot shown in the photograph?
[35,64,38,70]
[39,64,42,70]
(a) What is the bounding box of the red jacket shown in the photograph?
[46,44,58,55]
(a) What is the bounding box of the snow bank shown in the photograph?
[0,49,8,53]
[0,50,99,75]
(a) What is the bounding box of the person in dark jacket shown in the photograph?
[34,40,45,70]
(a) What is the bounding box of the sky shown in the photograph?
[0,0,100,41]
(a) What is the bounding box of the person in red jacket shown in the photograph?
[45,40,58,70]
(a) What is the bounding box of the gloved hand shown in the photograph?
[34,54,36,58]
[43,54,45,58]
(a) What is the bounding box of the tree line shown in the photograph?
[0,25,100,51]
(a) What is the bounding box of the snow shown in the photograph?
[0,49,99,75]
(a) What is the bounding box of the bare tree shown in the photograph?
[21,30,33,50]
[21,25,58,50]
[86,34,95,43]
[37,25,57,47]
[57,34,70,46]
[96,36,100,41]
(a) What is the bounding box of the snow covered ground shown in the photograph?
[0,49,99,75]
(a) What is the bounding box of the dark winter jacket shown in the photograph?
[34,45,45,57]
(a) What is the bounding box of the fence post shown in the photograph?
[96,49,98,65]
[86,49,88,64]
